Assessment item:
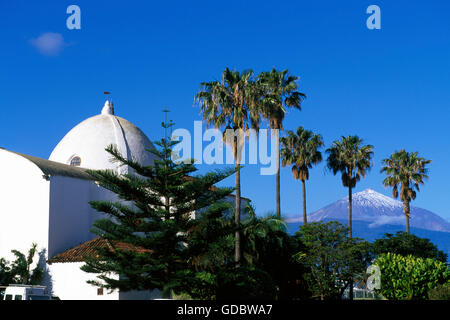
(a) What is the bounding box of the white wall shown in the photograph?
[0,148,250,300]
[0,150,50,262]
[48,176,116,258]
[49,262,161,300]
[0,149,119,295]
[48,262,119,300]
[48,176,93,258]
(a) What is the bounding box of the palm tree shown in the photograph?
[381,150,431,234]
[240,204,288,266]
[195,68,260,265]
[280,126,323,224]
[326,136,374,238]
[10,243,44,285]
[257,68,306,219]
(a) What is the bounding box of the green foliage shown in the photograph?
[326,136,374,238]
[215,265,277,300]
[181,265,277,300]
[240,206,288,266]
[239,207,309,299]
[294,221,371,300]
[381,150,431,203]
[256,68,306,218]
[195,67,260,263]
[372,231,447,262]
[7,135,311,301]
[380,150,432,233]
[326,136,374,189]
[183,205,309,300]
[280,127,323,181]
[0,243,44,286]
[280,126,323,223]
[374,253,450,300]
[196,68,260,131]
[428,282,450,300]
[0,258,14,286]
[81,121,237,297]
[256,68,305,130]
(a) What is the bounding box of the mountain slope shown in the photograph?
[305,189,450,233]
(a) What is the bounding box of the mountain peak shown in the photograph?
[307,188,450,233]
[341,188,402,210]
[361,188,376,193]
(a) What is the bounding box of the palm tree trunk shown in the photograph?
[301,179,307,224]
[275,130,281,219]
[348,185,353,300]
[234,142,241,266]
[348,186,352,238]
[403,200,410,234]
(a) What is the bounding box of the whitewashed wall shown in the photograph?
[0,150,50,262]
[0,148,248,300]
[48,176,115,258]
[49,262,161,300]
[48,262,119,300]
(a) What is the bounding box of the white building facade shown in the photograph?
[0,100,248,300]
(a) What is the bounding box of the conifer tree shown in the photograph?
[81,120,236,297]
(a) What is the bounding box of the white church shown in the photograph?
[0,100,248,300]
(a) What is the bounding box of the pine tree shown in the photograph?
[81,120,236,297]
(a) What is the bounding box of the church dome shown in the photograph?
[49,100,157,173]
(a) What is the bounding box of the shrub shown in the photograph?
[428,282,450,300]
[294,221,371,300]
[372,231,447,262]
[375,253,449,300]
[216,265,277,300]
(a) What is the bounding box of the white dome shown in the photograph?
[49,100,157,173]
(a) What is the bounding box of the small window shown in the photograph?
[5,294,13,300]
[97,288,103,296]
[14,295,23,300]
[70,156,81,167]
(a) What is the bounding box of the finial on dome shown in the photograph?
[101,100,114,115]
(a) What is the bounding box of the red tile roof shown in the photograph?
[47,237,151,263]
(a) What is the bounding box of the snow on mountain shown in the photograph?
[305,189,450,233]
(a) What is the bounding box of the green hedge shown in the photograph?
[428,282,450,300]
[374,253,449,300]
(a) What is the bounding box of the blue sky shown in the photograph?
[1,1,449,220]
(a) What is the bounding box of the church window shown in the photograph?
[70,156,81,167]
[97,288,103,296]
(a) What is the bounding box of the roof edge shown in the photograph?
[6,150,93,181]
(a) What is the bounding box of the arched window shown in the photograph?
[70,156,81,167]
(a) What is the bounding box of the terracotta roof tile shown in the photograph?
[48,237,151,263]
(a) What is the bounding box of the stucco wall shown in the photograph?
[48,262,119,300]
[48,176,115,258]
[0,150,50,261]
[49,262,161,300]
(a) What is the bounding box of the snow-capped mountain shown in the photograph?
[306,189,450,233]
